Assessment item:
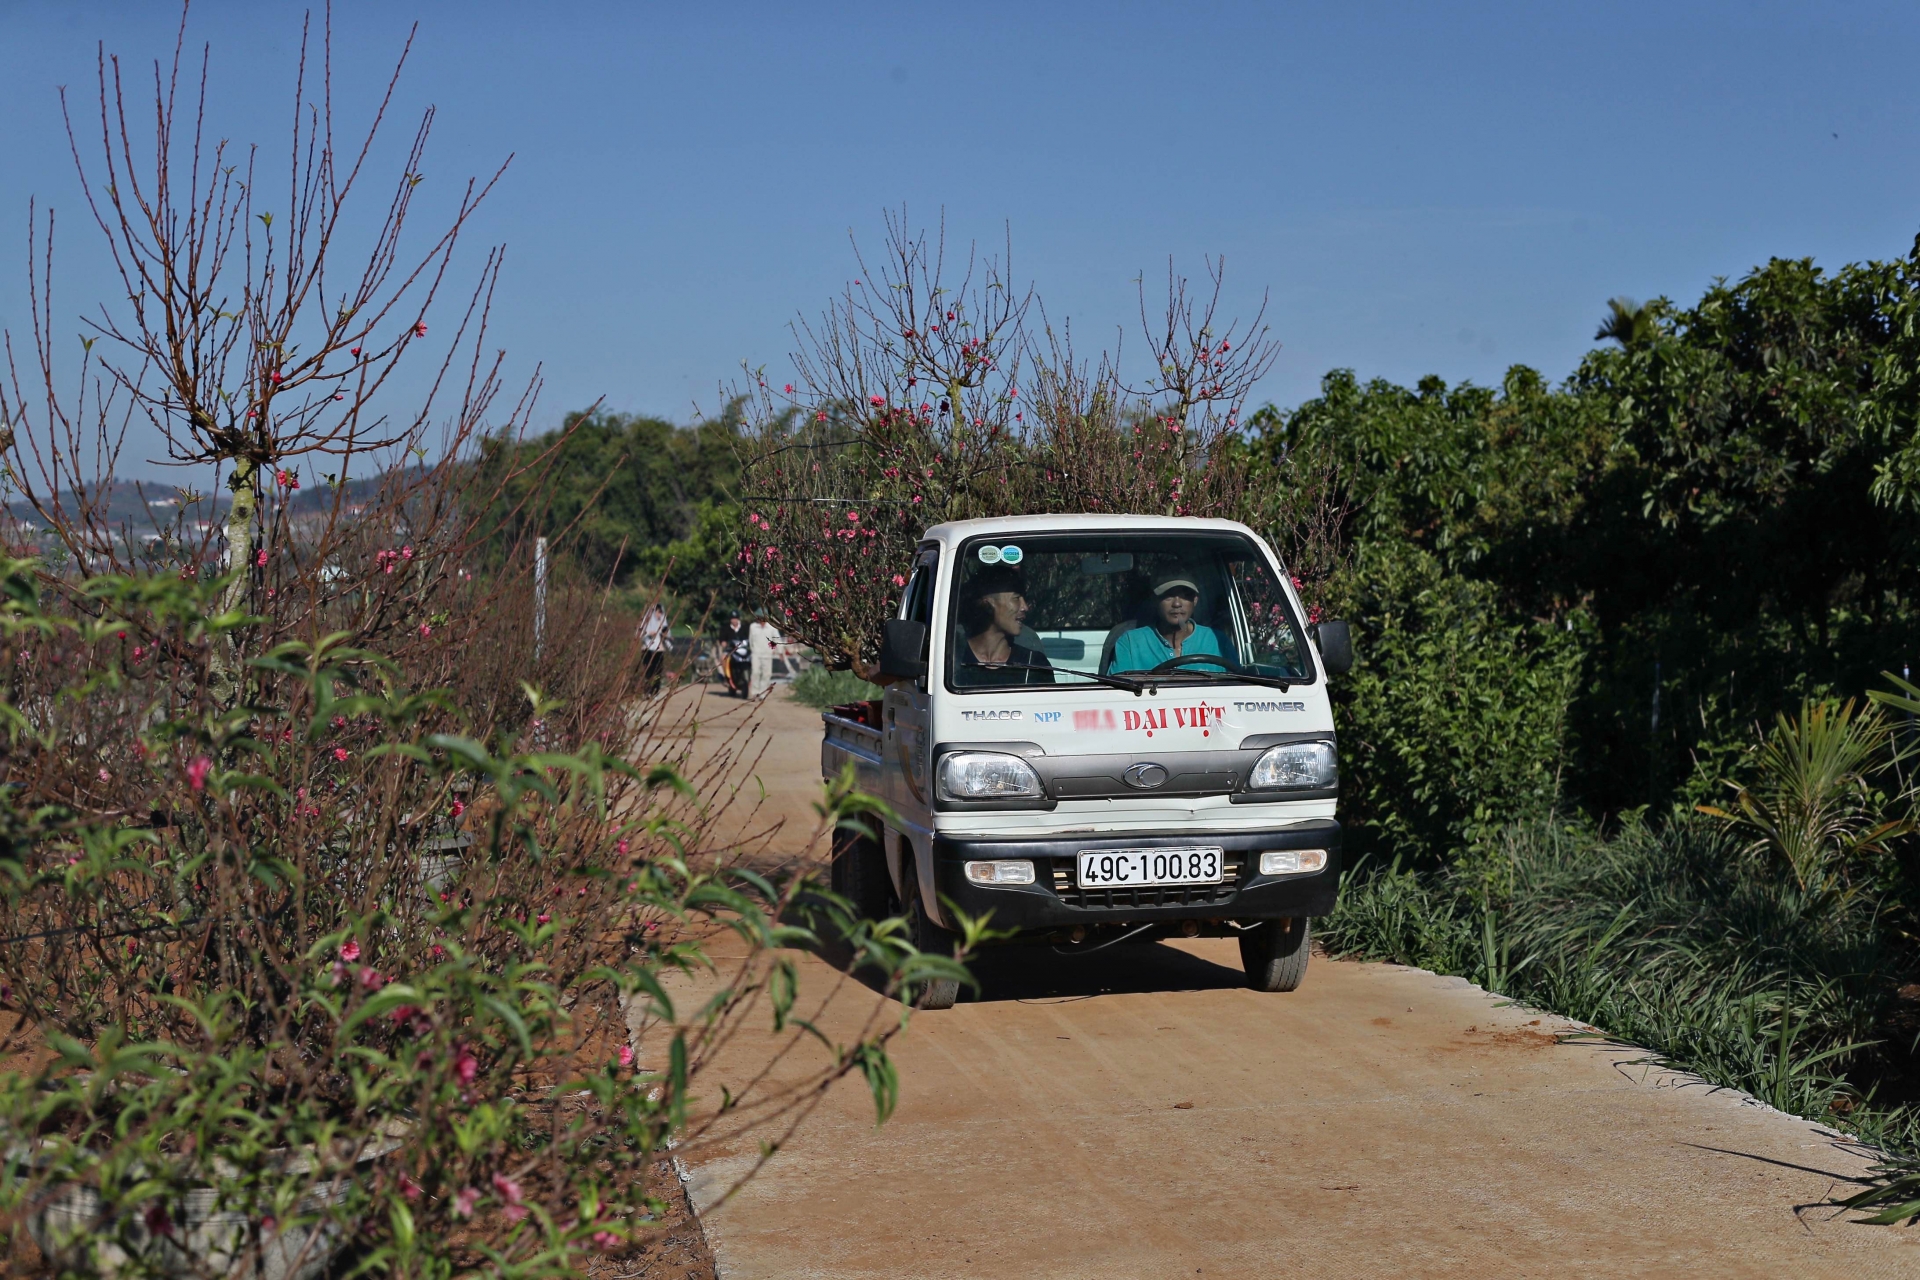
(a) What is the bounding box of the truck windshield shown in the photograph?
[946,532,1314,691]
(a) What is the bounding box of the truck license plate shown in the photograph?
[1077,847,1224,888]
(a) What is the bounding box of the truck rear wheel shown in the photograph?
[904,865,961,1011]
[1240,917,1310,992]
[829,824,893,923]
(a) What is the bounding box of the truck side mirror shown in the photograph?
[879,619,929,682]
[1310,619,1354,677]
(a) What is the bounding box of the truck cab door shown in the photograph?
[883,549,939,872]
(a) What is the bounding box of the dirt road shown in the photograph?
[663,690,1916,1279]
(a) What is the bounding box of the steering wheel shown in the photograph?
[1145,652,1247,675]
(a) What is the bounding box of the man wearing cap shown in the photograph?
[1110,574,1227,674]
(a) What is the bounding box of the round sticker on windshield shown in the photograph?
[977,545,1002,564]
[999,545,1023,565]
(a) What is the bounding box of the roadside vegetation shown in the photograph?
[0,15,961,1274]
[1284,264,1920,1213]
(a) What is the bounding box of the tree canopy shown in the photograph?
[1268,242,1920,857]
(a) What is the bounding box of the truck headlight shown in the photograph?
[965,859,1036,885]
[938,751,1043,801]
[1248,741,1337,790]
[1259,849,1329,876]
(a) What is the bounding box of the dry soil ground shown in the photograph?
[639,686,1919,1279]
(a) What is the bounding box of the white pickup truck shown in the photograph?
[823,514,1352,1008]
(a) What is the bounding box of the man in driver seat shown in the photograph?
[1110,574,1228,674]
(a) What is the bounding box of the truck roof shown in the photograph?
[919,513,1260,546]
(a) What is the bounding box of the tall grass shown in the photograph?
[1322,816,1919,1156]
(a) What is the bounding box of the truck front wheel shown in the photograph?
[1240,917,1310,992]
[904,865,961,1011]
[829,824,893,923]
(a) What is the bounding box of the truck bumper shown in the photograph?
[929,820,1341,934]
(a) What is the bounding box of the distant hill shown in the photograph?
[5,474,393,535]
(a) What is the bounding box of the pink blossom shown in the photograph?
[453,1044,479,1084]
[401,545,414,560]
[186,756,212,791]
[618,1045,634,1068]
[451,799,466,819]
[869,395,885,407]
[892,574,906,587]
[132,645,145,659]
[783,384,794,394]
[350,346,362,357]
[491,1172,523,1205]
[418,623,432,638]
[537,912,550,924]
[358,966,386,990]
[616,837,630,855]
[453,1187,480,1218]
[98,768,110,782]
[504,1204,528,1224]
[255,549,268,567]
[333,747,349,763]
[398,1174,423,1202]
[593,1230,622,1250]
[413,321,429,337]
[340,939,362,963]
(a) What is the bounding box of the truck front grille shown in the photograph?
[1048,854,1244,910]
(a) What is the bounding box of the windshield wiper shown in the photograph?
[1052,668,1153,696]
[961,661,1151,695]
[1153,668,1299,692]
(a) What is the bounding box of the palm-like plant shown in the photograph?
[1698,698,1909,896]
[1595,296,1661,348]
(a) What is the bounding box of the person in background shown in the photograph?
[1109,574,1227,674]
[718,612,751,697]
[638,601,670,695]
[748,614,777,700]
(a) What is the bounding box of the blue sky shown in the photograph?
[4,1,1920,478]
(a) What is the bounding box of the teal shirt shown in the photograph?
[1110,623,1227,674]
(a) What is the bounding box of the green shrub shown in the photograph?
[789,666,883,708]
[1332,542,1587,865]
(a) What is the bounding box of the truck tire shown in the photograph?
[904,865,961,1011]
[829,824,893,923]
[1240,917,1310,992]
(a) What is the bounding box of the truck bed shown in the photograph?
[821,699,885,794]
